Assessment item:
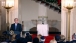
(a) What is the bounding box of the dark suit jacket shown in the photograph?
[25,35,32,42]
[10,23,22,39]
[17,37,27,43]
[10,23,22,32]
[33,37,39,43]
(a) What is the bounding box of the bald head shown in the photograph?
[14,18,18,23]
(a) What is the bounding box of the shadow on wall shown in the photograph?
[23,21,36,31]
[23,20,61,32]
[30,27,59,32]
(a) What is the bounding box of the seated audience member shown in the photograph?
[50,37,57,43]
[25,32,32,43]
[66,41,71,43]
[55,35,61,42]
[40,36,45,43]
[16,37,27,43]
[22,34,26,38]
[71,33,76,43]
[60,35,65,42]
[11,34,16,41]
[72,33,76,41]
[33,34,42,43]
[16,32,27,43]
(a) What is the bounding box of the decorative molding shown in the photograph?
[31,19,61,27]
[38,16,48,18]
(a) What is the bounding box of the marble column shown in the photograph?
[61,0,74,41]
[0,0,6,35]
[71,4,76,40]
[61,0,67,40]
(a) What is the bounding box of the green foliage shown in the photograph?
[45,0,58,3]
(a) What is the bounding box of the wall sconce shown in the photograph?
[2,0,14,30]
[64,0,74,41]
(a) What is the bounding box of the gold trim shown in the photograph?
[3,6,13,31]
[65,6,73,41]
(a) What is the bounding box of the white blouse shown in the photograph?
[50,40,57,43]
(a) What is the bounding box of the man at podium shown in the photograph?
[10,18,22,39]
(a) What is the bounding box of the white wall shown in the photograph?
[47,8,61,31]
[47,9,61,21]
[19,0,39,21]
[19,0,39,31]
[18,0,61,31]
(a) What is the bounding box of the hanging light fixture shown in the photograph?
[2,0,14,31]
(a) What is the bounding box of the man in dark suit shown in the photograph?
[10,18,22,39]
[10,18,22,32]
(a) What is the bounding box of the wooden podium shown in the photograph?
[7,31,20,41]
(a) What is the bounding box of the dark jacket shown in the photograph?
[10,23,22,39]
[25,35,32,42]
[33,37,39,43]
[17,37,27,43]
[10,23,22,32]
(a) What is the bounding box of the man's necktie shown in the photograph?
[15,25,17,30]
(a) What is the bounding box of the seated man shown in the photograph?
[25,32,32,42]
[40,36,45,43]
[17,32,32,43]
[10,18,22,39]
[16,37,27,43]
[33,34,42,43]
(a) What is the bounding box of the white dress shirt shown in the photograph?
[15,23,17,30]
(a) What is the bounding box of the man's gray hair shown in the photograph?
[14,18,18,20]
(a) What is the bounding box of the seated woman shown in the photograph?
[50,37,57,43]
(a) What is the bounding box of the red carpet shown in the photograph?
[32,34,59,43]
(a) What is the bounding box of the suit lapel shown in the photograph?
[14,23,15,30]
